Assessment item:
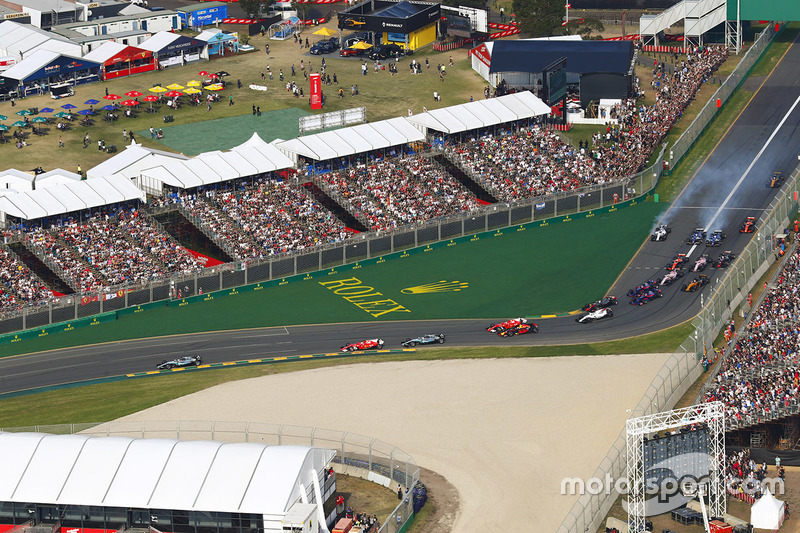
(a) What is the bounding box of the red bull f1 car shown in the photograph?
[487,318,529,333]
[497,322,538,337]
[341,338,385,352]
[582,296,618,312]
[740,217,757,233]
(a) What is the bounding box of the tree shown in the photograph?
[511,0,563,37]
[562,17,604,38]
[239,0,265,19]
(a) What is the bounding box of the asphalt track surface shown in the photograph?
[3,38,800,396]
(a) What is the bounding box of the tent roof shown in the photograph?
[230,133,295,171]
[488,39,633,75]
[87,145,189,180]
[0,432,335,515]
[751,487,785,529]
[374,0,425,18]
[139,31,181,51]
[84,41,129,63]
[1,49,59,81]
[195,151,240,181]
[0,176,145,221]
[0,21,78,58]
[406,92,549,134]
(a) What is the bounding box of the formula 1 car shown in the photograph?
[487,318,528,333]
[692,255,709,272]
[682,275,709,292]
[705,230,726,247]
[714,251,736,268]
[576,307,613,323]
[686,228,707,245]
[341,338,385,352]
[651,224,671,242]
[740,217,757,233]
[157,355,202,370]
[666,254,688,271]
[660,270,684,286]
[628,280,658,298]
[770,171,784,188]
[401,334,445,347]
[581,296,618,312]
[497,322,538,337]
[631,288,662,305]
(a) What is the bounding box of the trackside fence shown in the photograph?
[0,146,667,339]
[557,161,800,533]
[0,421,419,533]
[669,23,778,169]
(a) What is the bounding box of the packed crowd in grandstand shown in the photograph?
[0,46,731,313]
[313,156,481,231]
[702,249,800,426]
[447,46,727,202]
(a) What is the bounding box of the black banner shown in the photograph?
[338,2,439,34]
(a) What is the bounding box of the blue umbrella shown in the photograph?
[84,99,100,105]
[78,109,94,116]
[61,103,77,109]
[101,104,116,111]
[39,107,54,113]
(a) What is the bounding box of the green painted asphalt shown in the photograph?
[2,200,663,356]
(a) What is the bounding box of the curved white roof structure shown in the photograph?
[0,432,335,516]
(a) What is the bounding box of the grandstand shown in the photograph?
[0,48,728,318]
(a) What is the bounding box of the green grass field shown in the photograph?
[138,107,309,155]
[3,200,662,356]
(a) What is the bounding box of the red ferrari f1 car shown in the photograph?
[340,338,385,352]
[487,317,529,333]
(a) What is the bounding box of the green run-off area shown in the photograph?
[2,201,663,356]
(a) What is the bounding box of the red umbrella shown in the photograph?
[144,95,159,102]
[198,70,209,76]
[208,73,220,79]
[121,100,139,106]
[125,90,143,97]
[164,91,183,98]
[103,94,121,100]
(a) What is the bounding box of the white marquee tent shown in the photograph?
[0,432,335,531]
[751,487,785,530]
[406,91,551,134]
[275,116,426,164]
[86,144,190,181]
[0,175,145,222]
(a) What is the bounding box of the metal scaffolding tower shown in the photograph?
[626,402,725,532]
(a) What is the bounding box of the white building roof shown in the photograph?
[0,432,335,515]
[0,169,35,194]
[84,41,128,63]
[35,169,82,189]
[138,31,181,52]
[0,21,80,61]
[0,176,145,220]
[86,144,189,180]
[406,92,551,134]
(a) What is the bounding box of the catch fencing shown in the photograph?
[669,23,778,169]
[0,145,667,338]
[0,420,419,533]
[556,161,800,533]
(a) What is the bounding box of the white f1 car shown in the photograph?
[651,224,671,242]
[576,307,614,323]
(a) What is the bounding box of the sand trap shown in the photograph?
[119,354,670,531]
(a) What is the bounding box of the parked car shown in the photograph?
[368,43,404,60]
[310,41,337,55]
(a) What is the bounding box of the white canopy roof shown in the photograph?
[139,31,182,52]
[87,145,189,180]
[0,21,81,62]
[35,169,82,189]
[406,92,551,134]
[0,432,335,516]
[232,133,295,171]
[275,117,425,162]
[84,41,129,63]
[751,487,785,530]
[0,169,35,194]
[0,176,145,221]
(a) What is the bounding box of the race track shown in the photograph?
[2,34,800,396]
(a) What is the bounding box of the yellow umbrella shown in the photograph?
[186,80,201,87]
[352,41,373,49]
[166,83,184,90]
[185,87,202,94]
[205,84,224,91]
[314,27,338,36]
[149,86,167,93]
